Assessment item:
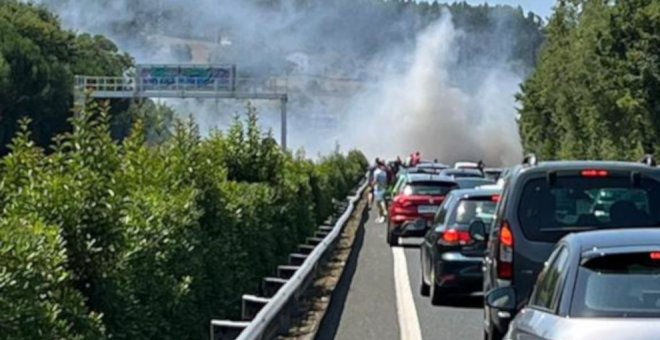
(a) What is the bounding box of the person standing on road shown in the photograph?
[373,160,389,223]
[367,158,380,208]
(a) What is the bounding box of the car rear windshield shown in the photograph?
[518,175,660,242]
[571,252,660,318]
[456,178,494,189]
[405,181,456,196]
[450,197,498,225]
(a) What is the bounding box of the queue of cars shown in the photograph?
[384,155,660,340]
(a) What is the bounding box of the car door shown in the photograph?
[508,246,570,339]
[422,195,454,283]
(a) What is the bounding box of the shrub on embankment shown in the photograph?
[0,100,367,340]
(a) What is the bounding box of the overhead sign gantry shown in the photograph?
[74,64,289,149]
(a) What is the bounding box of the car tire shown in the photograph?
[420,250,430,296]
[430,267,443,306]
[387,221,399,247]
[387,231,399,247]
[484,316,505,340]
[420,279,430,296]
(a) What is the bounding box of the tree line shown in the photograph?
[518,0,660,160]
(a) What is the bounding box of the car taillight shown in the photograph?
[397,196,413,207]
[581,169,609,177]
[497,221,513,279]
[439,228,473,246]
[651,252,660,260]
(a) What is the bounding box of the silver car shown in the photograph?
[485,228,660,340]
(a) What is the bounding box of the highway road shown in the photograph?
[318,211,483,340]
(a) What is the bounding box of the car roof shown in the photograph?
[441,168,483,174]
[448,187,501,199]
[454,177,493,183]
[475,184,503,190]
[518,160,660,174]
[417,162,450,168]
[405,173,456,183]
[562,229,660,253]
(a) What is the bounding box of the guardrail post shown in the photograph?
[241,295,271,321]
[210,320,250,340]
[289,253,308,266]
[306,237,324,246]
[262,277,288,297]
[277,265,300,279]
[298,244,315,255]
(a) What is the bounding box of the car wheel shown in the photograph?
[420,250,430,296]
[420,279,430,296]
[484,314,505,340]
[387,221,399,247]
[430,267,443,306]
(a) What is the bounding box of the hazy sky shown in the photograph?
[446,1,556,19]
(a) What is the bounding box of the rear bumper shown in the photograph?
[435,252,483,292]
[388,216,431,237]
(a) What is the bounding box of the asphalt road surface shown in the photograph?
[318,211,483,340]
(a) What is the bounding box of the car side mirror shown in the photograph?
[469,220,487,242]
[486,287,516,312]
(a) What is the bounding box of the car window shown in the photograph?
[448,197,498,226]
[404,181,456,196]
[456,178,494,189]
[571,252,660,318]
[530,246,570,312]
[393,176,406,193]
[434,196,453,225]
[518,175,660,242]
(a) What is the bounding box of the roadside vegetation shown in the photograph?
[1,4,366,338]
[518,0,660,160]
[0,99,367,339]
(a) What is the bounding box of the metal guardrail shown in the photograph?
[210,177,368,340]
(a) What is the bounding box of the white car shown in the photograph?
[454,161,480,169]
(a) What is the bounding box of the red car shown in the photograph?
[387,173,458,246]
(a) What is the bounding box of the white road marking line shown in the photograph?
[392,246,423,340]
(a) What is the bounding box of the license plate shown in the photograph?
[417,205,439,214]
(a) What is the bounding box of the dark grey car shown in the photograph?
[488,229,660,340]
[420,188,501,305]
[474,154,660,340]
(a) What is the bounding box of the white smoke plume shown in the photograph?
[28,0,532,166]
[345,13,523,166]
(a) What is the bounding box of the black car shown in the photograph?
[420,188,501,305]
[472,154,660,340]
[489,228,660,340]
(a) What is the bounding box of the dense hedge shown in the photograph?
[518,1,660,160]
[0,100,367,339]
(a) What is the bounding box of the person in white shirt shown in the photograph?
[372,160,389,223]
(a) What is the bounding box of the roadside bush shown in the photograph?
[0,101,367,339]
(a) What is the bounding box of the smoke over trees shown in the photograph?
[5,0,545,162]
